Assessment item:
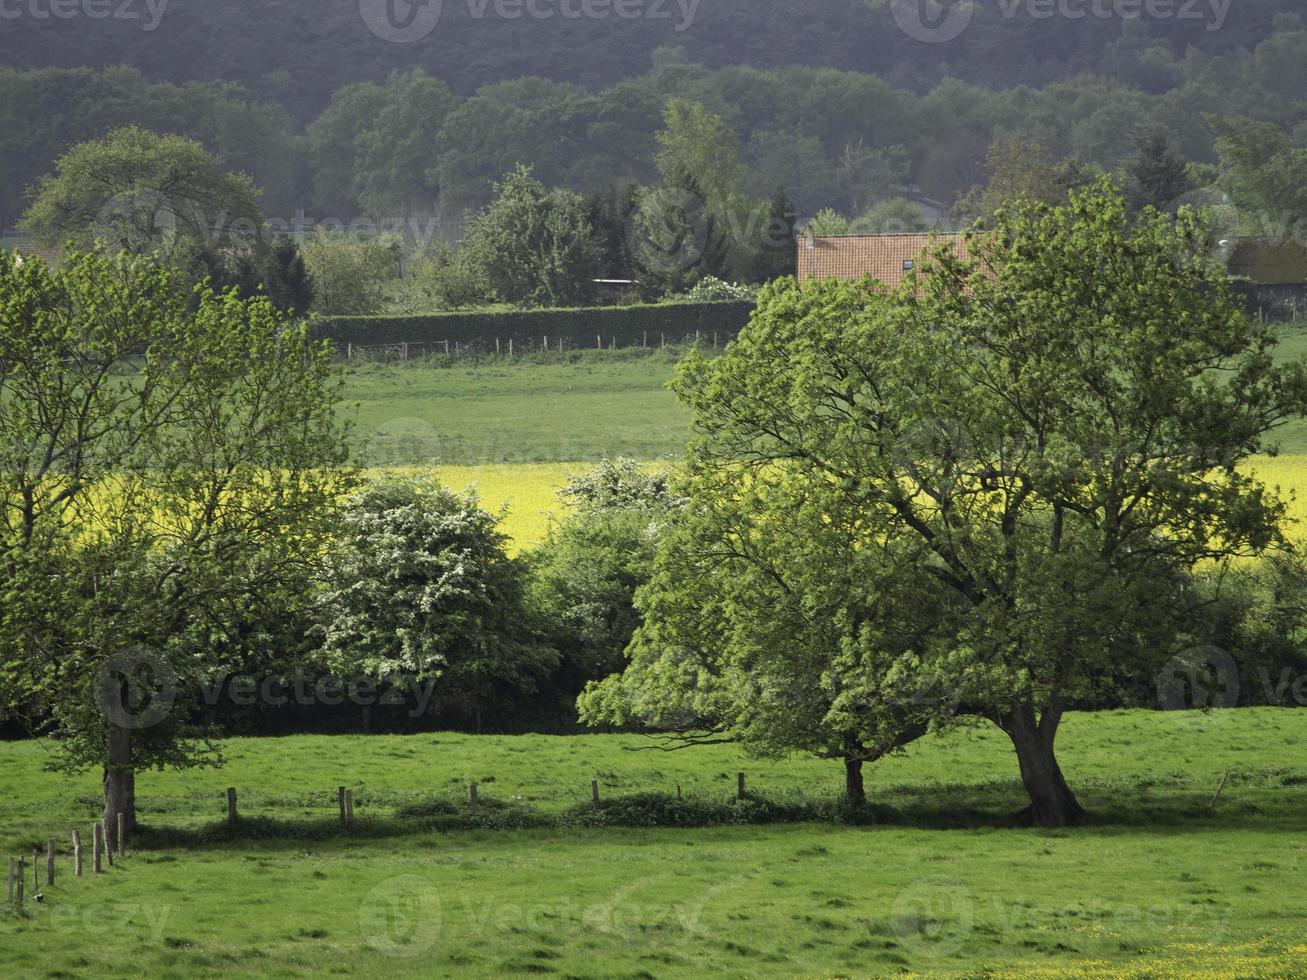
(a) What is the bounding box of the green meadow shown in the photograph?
[5,342,1307,978]
[1,710,1304,978]
[344,349,692,467]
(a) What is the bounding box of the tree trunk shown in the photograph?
[102,724,136,840]
[1002,704,1084,828]
[844,756,865,801]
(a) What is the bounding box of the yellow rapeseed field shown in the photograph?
[371,454,1307,555]
[1243,454,1307,537]
[370,463,584,552]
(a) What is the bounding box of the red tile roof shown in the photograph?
[797,233,968,288]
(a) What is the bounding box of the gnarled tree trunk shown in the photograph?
[103,723,136,841]
[1001,703,1084,828]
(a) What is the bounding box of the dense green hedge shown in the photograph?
[309,301,755,351]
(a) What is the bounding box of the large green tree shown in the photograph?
[587,183,1307,826]
[0,246,353,834]
[21,126,264,254]
[460,165,603,308]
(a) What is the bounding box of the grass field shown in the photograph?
[345,350,691,467]
[5,338,1307,978]
[1,710,1304,977]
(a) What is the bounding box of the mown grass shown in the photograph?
[0,709,1304,977]
[344,349,691,467]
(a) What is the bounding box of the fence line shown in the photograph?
[340,332,721,362]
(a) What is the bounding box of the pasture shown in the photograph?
[345,350,691,467]
[5,339,1307,979]
[1,710,1304,978]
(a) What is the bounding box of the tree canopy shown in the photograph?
[584,182,1307,826]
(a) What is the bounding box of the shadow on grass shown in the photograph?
[128,783,1307,852]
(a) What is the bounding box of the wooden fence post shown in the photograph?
[6,856,14,900]
[597,334,602,349]
[73,831,83,877]
[116,813,125,857]
[345,790,354,825]
[102,821,113,867]
[226,787,238,824]
[676,784,682,800]
[469,782,479,812]
[508,338,513,357]
[496,338,501,356]
[591,780,600,804]
[46,839,56,886]
[338,786,347,825]
[93,823,104,873]
[737,772,746,800]
[15,858,23,907]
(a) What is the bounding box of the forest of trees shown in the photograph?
[4,8,1307,247]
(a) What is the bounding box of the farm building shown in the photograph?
[1226,238,1307,319]
[796,232,969,288]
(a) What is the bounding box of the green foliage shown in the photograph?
[19,126,264,254]
[301,229,401,315]
[857,197,932,233]
[310,300,754,350]
[677,276,758,303]
[169,235,314,315]
[590,182,1307,825]
[461,165,604,308]
[1211,115,1307,237]
[402,241,490,311]
[803,208,853,236]
[314,477,555,700]
[953,135,1097,225]
[0,245,352,790]
[528,460,682,686]
[1125,130,1192,215]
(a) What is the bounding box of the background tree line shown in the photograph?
[1,0,1303,120]
[4,11,1307,234]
